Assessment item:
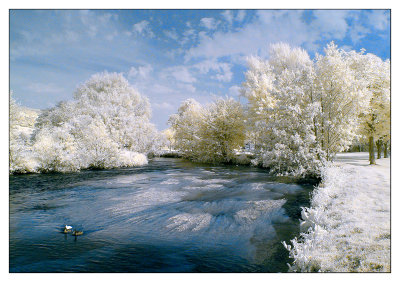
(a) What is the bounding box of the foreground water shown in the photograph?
[9,158,314,272]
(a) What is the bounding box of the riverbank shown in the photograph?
[285,152,390,272]
[158,150,255,165]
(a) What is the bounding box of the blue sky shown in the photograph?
[10,9,390,130]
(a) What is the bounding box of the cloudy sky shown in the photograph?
[10,9,390,130]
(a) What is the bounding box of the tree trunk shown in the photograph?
[384,141,389,158]
[369,136,376,165]
[376,140,382,159]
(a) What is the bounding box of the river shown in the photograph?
[9,157,314,272]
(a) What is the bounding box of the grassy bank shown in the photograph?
[284,152,390,272]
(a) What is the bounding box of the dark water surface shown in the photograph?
[9,158,314,272]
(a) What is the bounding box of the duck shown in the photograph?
[63,225,73,233]
[72,230,84,236]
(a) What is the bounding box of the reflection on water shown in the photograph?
[9,158,314,272]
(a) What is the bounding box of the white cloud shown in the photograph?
[311,10,350,40]
[194,60,233,82]
[64,30,79,42]
[178,83,196,93]
[77,10,118,38]
[164,29,179,40]
[185,11,299,61]
[194,60,217,74]
[26,82,64,93]
[221,10,233,25]
[213,69,232,82]
[105,31,119,41]
[341,45,353,52]
[367,10,389,31]
[165,48,184,59]
[132,20,155,37]
[349,24,370,43]
[152,84,175,94]
[128,64,153,80]
[153,101,174,109]
[236,10,246,22]
[184,29,195,37]
[11,10,124,60]
[200,17,218,30]
[123,30,132,37]
[132,20,148,33]
[167,66,197,83]
[185,10,355,62]
[228,85,241,96]
[214,74,231,83]
[181,28,197,45]
[197,31,208,41]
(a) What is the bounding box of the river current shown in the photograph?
[9,158,314,272]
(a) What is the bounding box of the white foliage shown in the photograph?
[242,42,379,177]
[168,98,204,158]
[198,97,246,163]
[313,43,371,155]
[160,128,176,151]
[349,52,390,142]
[169,97,246,163]
[117,150,149,167]
[9,95,40,173]
[10,72,155,173]
[284,155,390,272]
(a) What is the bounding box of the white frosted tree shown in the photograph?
[313,42,371,159]
[161,128,176,151]
[242,43,322,176]
[9,94,41,173]
[378,97,390,159]
[169,97,246,163]
[32,123,81,172]
[14,72,156,173]
[241,56,276,154]
[348,52,390,163]
[197,97,246,163]
[63,72,157,154]
[241,42,373,177]
[168,98,204,160]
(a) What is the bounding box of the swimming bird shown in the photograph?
[63,225,73,233]
[72,230,83,236]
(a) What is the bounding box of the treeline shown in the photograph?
[166,42,390,177]
[10,42,390,177]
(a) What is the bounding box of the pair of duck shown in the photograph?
[63,225,83,236]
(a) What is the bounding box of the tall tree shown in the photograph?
[9,94,40,173]
[198,97,246,163]
[10,72,156,173]
[161,128,176,152]
[349,52,390,164]
[241,42,373,177]
[168,98,204,160]
[313,42,370,159]
[169,97,246,163]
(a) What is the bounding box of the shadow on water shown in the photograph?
[10,157,317,273]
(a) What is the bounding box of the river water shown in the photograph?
[9,158,314,272]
